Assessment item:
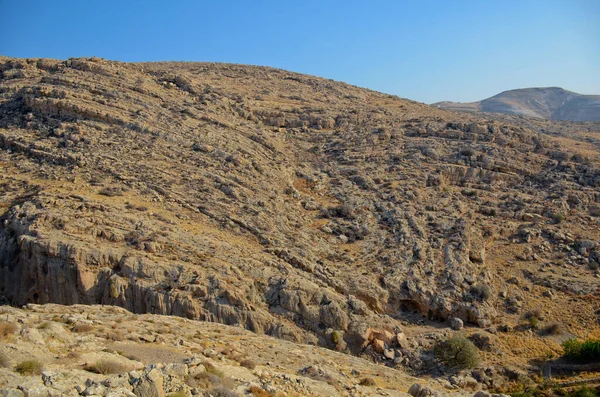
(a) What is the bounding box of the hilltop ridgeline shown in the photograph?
[433,87,600,122]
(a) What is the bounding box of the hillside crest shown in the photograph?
[433,86,600,121]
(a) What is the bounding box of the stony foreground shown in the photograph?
[0,304,500,396]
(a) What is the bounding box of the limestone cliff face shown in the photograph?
[1,57,599,365]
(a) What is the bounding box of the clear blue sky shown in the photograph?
[1,0,598,103]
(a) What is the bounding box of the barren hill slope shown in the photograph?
[433,87,600,121]
[1,57,600,392]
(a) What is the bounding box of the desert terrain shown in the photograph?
[0,56,599,396]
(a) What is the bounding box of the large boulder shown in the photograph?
[132,367,165,397]
[450,317,464,330]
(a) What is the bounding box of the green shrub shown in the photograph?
[528,316,539,330]
[433,335,480,369]
[562,339,600,362]
[332,330,343,344]
[522,309,541,329]
[15,360,43,375]
[551,212,565,224]
[469,284,492,301]
[568,386,600,397]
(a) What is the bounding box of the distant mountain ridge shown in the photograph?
[433,87,600,122]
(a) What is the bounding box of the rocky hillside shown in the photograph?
[1,56,600,395]
[433,87,600,122]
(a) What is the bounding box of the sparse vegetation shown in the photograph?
[187,371,222,389]
[331,330,343,345]
[522,309,542,330]
[562,339,600,362]
[509,385,600,397]
[462,189,478,198]
[549,150,570,162]
[72,323,95,333]
[460,147,476,157]
[433,335,480,369]
[207,387,238,397]
[0,351,10,368]
[528,316,539,330]
[65,350,81,360]
[204,362,224,378]
[0,321,18,340]
[567,386,600,397]
[551,212,565,224]
[105,330,125,341]
[323,204,355,219]
[300,365,336,385]
[359,377,377,386]
[248,386,274,397]
[99,186,124,196]
[523,309,543,320]
[541,322,566,336]
[469,284,492,301]
[239,358,256,370]
[84,359,128,374]
[15,359,43,375]
[38,321,52,330]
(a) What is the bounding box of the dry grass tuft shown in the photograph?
[38,322,52,330]
[207,387,238,397]
[0,351,10,368]
[542,322,567,336]
[72,323,95,333]
[359,377,377,386]
[105,330,125,341]
[84,359,128,375]
[15,360,43,375]
[239,358,256,370]
[0,322,18,340]
[248,385,275,397]
[187,371,222,389]
[204,361,224,378]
